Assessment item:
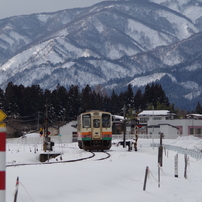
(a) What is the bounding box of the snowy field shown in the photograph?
[5,134,202,202]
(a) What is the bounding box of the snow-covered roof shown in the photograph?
[138,110,173,116]
[112,115,124,120]
[186,114,202,118]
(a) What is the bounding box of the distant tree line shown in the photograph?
[0,82,173,125]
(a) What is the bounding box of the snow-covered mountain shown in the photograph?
[0,0,202,110]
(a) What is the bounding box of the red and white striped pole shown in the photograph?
[0,125,6,202]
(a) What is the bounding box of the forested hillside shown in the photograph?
[1,82,174,136]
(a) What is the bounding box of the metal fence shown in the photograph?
[150,143,202,160]
[112,134,135,140]
[6,135,71,145]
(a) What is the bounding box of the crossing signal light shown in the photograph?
[39,128,43,135]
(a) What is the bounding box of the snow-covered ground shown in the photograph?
[5,134,202,202]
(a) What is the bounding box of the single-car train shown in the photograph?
[77,111,112,151]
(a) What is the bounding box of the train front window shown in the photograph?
[102,114,111,128]
[93,119,100,128]
[82,114,91,128]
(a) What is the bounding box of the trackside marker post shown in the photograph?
[0,124,7,202]
[184,154,188,179]
[174,154,178,178]
[0,110,7,202]
[158,164,160,187]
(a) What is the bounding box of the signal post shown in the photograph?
[39,103,58,162]
[134,113,139,151]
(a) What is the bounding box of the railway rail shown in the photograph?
[6,151,111,167]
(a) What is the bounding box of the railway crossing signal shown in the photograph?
[41,102,57,154]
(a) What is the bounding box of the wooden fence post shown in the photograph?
[14,177,19,202]
[143,166,149,191]
[184,154,188,179]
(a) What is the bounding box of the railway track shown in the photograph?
[93,151,111,161]
[6,151,111,167]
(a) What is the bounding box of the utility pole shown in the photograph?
[37,111,40,130]
[158,132,163,167]
[39,101,56,162]
[134,114,138,151]
[45,102,48,140]
[43,101,52,152]
[123,105,126,148]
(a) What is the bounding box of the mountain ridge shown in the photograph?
[0,0,202,110]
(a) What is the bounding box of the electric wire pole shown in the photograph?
[43,101,50,152]
[123,105,126,148]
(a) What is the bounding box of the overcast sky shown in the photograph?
[0,0,107,19]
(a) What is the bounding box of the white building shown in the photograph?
[59,121,77,142]
[138,110,202,139]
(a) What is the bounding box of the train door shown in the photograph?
[92,118,102,140]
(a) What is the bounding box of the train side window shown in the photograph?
[93,119,100,128]
[102,114,111,128]
[82,114,91,128]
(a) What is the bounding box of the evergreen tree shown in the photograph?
[110,90,120,114]
[67,85,81,119]
[56,85,68,121]
[102,95,111,112]
[4,82,20,115]
[51,84,68,122]
[17,85,25,115]
[57,85,68,108]
[20,85,44,117]
[142,83,170,110]
[125,84,134,109]
[91,91,103,111]
[44,89,52,102]
[81,84,92,112]
[134,89,143,110]
[195,102,202,114]
[50,89,60,121]
[0,88,5,110]
[117,91,126,116]
[155,84,170,107]
[43,89,52,120]
[142,84,151,109]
